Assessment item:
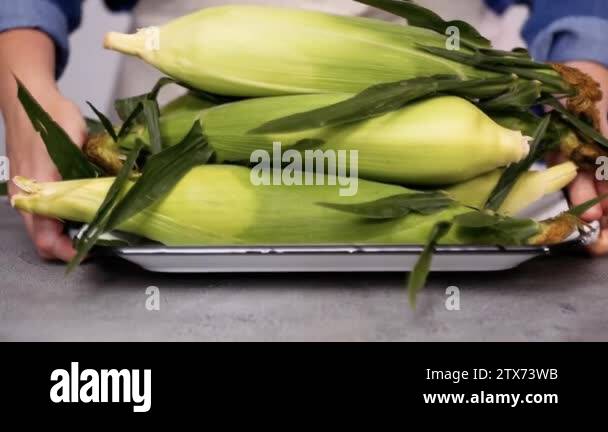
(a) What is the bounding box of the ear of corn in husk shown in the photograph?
[11,163,577,247]
[103,5,568,97]
[90,95,530,185]
[201,95,530,186]
[447,161,578,216]
[89,96,603,179]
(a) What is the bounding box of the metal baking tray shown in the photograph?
[111,244,555,273]
[107,192,598,273]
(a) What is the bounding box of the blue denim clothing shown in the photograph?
[1,0,607,77]
[0,0,135,76]
[521,1,608,67]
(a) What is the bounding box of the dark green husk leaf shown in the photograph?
[490,66,570,94]
[251,76,448,133]
[116,102,144,139]
[455,212,539,241]
[142,99,162,154]
[355,0,490,48]
[251,75,517,133]
[16,78,101,180]
[92,238,131,248]
[85,117,106,135]
[480,56,552,69]
[479,80,542,111]
[86,102,117,142]
[448,75,518,100]
[407,221,453,309]
[115,94,147,124]
[478,47,530,58]
[186,88,243,106]
[488,110,566,150]
[317,192,454,219]
[454,212,540,245]
[568,194,608,217]
[67,140,144,273]
[489,109,543,137]
[105,122,215,231]
[114,77,223,156]
[407,208,544,305]
[114,77,176,122]
[485,114,552,211]
[492,217,542,244]
[459,50,552,69]
[290,139,326,152]
[115,77,239,122]
[453,211,501,228]
[150,77,243,106]
[511,47,532,56]
[72,229,143,248]
[419,46,572,93]
[544,97,608,149]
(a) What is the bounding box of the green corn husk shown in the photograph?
[110,93,215,151]
[85,92,216,174]
[491,111,608,170]
[93,95,530,185]
[155,93,217,143]
[447,161,578,215]
[103,5,565,97]
[201,95,529,186]
[11,163,577,247]
[160,92,216,116]
[90,93,604,179]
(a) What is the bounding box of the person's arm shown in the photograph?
[558,62,608,256]
[0,30,86,261]
[523,0,608,255]
[0,0,86,261]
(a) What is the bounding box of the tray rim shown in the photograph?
[114,244,551,256]
[110,223,598,258]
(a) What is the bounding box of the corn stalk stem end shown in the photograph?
[552,63,603,130]
[84,133,125,176]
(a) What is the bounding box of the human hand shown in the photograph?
[0,30,87,262]
[564,61,608,256]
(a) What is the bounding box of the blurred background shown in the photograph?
[0,0,528,157]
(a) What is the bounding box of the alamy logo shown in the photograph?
[0,156,9,182]
[250,142,359,197]
[597,156,608,181]
[142,26,160,51]
[445,26,460,51]
[50,362,152,413]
